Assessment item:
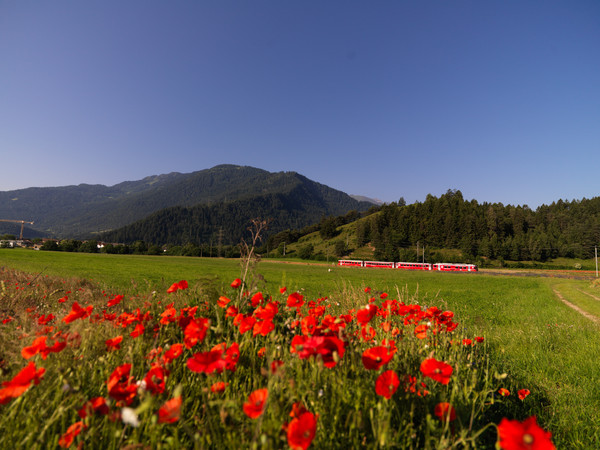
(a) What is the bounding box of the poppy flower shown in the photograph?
[167,280,188,293]
[462,338,473,346]
[63,302,93,324]
[356,305,377,326]
[287,292,304,308]
[162,343,184,365]
[211,381,229,393]
[144,365,166,395]
[0,362,45,404]
[375,370,400,399]
[183,317,209,349]
[499,388,510,397]
[187,349,227,374]
[107,294,124,307]
[130,323,145,338]
[231,278,242,289]
[420,358,453,385]
[497,416,555,450]
[158,396,182,424]
[58,421,86,448]
[253,319,275,337]
[434,402,457,422]
[287,411,317,450]
[279,286,287,294]
[362,346,394,370]
[217,296,231,308]
[106,363,137,405]
[21,336,48,360]
[243,388,268,419]
[518,389,531,400]
[105,336,123,352]
[78,396,109,418]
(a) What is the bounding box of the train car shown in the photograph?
[395,262,432,271]
[337,260,364,267]
[432,263,478,272]
[363,260,395,268]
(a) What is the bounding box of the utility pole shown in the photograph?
[596,245,598,278]
[283,242,286,256]
[416,241,419,262]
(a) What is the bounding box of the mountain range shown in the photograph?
[0,165,375,243]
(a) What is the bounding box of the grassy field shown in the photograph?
[1,248,600,447]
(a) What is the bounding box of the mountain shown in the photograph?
[0,165,372,240]
[349,195,383,205]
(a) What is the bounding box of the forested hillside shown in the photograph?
[358,190,600,262]
[0,165,372,238]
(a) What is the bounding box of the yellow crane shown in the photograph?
[0,219,35,240]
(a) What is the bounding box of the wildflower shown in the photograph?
[130,323,145,338]
[121,407,140,427]
[107,364,137,405]
[158,396,182,424]
[144,365,166,395]
[211,381,229,393]
[499,388,510,397]
[63,302,93,324]
[518,389,531,400]
[287,292,304,308]
[183,317,210,349]
[58,421,86,448]
[78,397,109,418]
[280,286,287,294]
[0,361,45,404]
[434,402,457,422]
[497,416,555,450]
[167,280,188,293]
[375,370,400,399]
[257,346,266,358]
[162,343,184,365]
[105,336,123,351]
[243,388,268,419]
[107,294,124,307]
[287,411,318,450]
[231,278,242,289]
[187,349,227,374]
[217,296,231,308]
[420,358,453,385]
[362,346,394,370]
[462,338,473,346]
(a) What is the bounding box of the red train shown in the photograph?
[337,260,478,272]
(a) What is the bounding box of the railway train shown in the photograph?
[337,260,478,272]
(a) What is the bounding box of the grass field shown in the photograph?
[1,248,600,448]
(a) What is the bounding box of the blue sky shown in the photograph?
[1,1,598,208]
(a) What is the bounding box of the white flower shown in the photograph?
[121,407,140,427]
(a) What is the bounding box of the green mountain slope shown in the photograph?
[0,165,373,239]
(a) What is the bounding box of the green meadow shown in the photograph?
[1,248,600,447]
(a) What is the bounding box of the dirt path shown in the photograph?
[552,288,600,324]
[576,288,600,302]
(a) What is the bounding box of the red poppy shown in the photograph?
[58,421,86,448]
[414,324,429,339]
[78,396,109,418]
[279,286,287,294]
[21,336,48,360]
[499,388,510,397]
[497,416,555,450]
[420,358,453,385]
[253,319,275,337]
[217,296,231,308]
[361,325,376,341]
[0,362,45,404]
[518,389,531,400]
[63,302,93,324]
[106,363,137,405]
[434,402,456,422]
[144,365,166,395]
[107,294,124,307]
[375,370,400,399]
[162,343,184,365]
[184,317,210,349]
[158,396,182,424]
[243,388,268,419]
[271,360,284,374]
[211,381,229,393]
[287,292,304,308]
[356,305,377,327]
[362,346,394,370]
[231,278,242,289]
[462,338,473,346]
[287,411,317,450]
[167,280,188,293]
[105,336,123,352]
[130,323,145,338]
[187,349,227,374]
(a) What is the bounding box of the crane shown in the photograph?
[0,219,35,240]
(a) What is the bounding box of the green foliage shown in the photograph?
[297,243,314,259]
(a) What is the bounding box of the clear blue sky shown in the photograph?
[1,1,598,208]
